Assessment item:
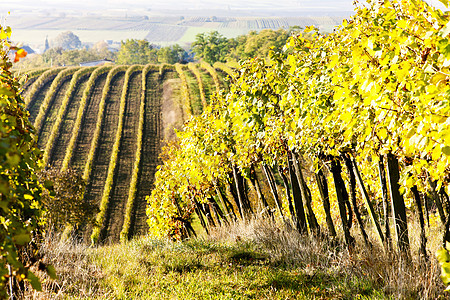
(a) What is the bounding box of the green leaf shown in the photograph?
[46,265,57,280]
[437,0,449,8]
[437,247,450,263]
[27,271,42,291]
[13,233,31,245]
[442,146,450,156]
[44,180,54,190]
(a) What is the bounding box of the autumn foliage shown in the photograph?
[0,26,46,297]
[147,0,450,290]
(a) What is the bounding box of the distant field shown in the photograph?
[13,30,150,46]
[9,15,344,50]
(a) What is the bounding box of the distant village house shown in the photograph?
[79,59,114,67]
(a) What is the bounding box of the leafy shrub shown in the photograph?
[37,168,97,231]
[0,26,46,298]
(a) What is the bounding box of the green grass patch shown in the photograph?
[30,234,389,299]
[91,238,388,299]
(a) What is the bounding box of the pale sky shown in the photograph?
[0,0,446,15]
[0,0,358,12]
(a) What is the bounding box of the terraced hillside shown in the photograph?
[23,62,231,243]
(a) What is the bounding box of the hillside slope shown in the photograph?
[23,62,230,243]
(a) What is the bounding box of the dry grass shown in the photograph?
[209,217,446,299]
[21,234,112,299]
[20,217,447,299]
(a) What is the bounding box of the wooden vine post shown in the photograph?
[386,153,410,261]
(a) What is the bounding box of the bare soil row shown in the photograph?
[22,64,227,243]
[37,76,73,149]
[48,74,91,168]
[100,70,143,242]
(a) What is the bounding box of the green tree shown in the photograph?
[158,44,187,64]
[53,31,82,50]
[0,26,47,298]
[191,31,229,64]
[116,39,158,65]
[229,29,290,60]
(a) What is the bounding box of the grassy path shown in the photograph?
[48,74,90,168]
[215,68,230,91]
[184,67,203,115]
[31,221,397,299]
[199,67,215,105]
[100,70,142,242]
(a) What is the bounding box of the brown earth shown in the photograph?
[100,70,142,243]
[37,76,72,149]
[48,74,90,168]
[27,75,57,124]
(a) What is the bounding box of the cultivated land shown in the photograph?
[8,14,347,50]
[22,62,229,243]
[48,73,91,168]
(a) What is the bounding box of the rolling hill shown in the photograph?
[22,62,231,243]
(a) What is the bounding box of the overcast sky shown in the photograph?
[0,0,358,13]
[0,0,446,15]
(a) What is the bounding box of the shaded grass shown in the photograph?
[183,68,203,115]
[23,225,400,299]
[21,215,449,299]
[87,237,386,299]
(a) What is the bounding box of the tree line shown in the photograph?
[14,28,299,69]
